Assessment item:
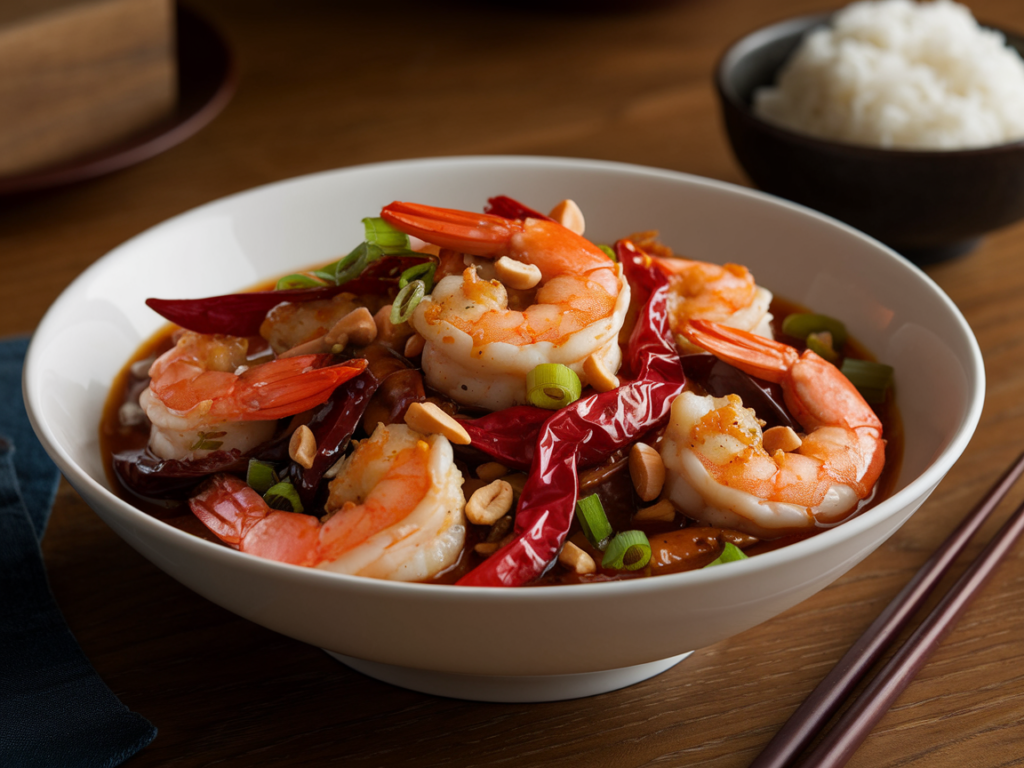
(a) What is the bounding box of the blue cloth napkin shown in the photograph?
[0,336,157,767]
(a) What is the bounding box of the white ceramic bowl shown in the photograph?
[25,156,984,702]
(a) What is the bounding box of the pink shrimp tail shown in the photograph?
[203,355,366,422]
[189,474,322,566]
[682,320,797,382]
[381,202,516,257]
[682,320,882,434]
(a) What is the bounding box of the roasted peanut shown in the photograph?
[495,256,542,290]
[629,442,665,502]
[289,424,317,469]
[583,353,619,393]
[326,307,377,347]
[465,479,514,525]
[634,499,676,523]
[559,540,596,574]
[476,461,509,482]
[763,425,802,455]
[277,337,328,358]
[548,199,585,235]
[403,401,472,445]
[404,333,426,358]
[373,304,414,348]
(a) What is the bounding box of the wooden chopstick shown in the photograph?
[750,450,1024,768]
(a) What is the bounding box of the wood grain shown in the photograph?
[6,0,1024,765]
[0,0,175,176]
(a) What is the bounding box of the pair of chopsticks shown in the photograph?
[750,450,1024,768]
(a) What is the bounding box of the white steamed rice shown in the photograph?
[753,0,1024,149]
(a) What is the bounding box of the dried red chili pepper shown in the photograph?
[484,195,554,222]
[456,240,686,587]
[293,369,379,508]
[146,254,431,336]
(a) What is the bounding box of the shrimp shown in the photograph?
[380,202,631,410]
[631,232,774,349]
[259,292,374,355]
[139,331,366,461]
[188,423,466,581]
[659,319,885,539]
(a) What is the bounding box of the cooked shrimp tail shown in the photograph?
[381,202,515,257]
[216,355,367,420]
[141,331,366,462]
[681,319,881,433]
[147,332,367,422]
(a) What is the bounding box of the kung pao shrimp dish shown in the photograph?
[102,196,899,587]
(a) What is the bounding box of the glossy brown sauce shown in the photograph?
[100,295,904,586]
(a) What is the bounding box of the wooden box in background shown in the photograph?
[0,0,176,177]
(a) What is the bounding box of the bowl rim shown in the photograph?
[714,11,1024,158]
[24,154,987,601]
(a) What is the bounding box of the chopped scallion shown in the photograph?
[334,243,384,285]
[399,262,437,294]
[601,530,652,571]
[264,481,303,514]
[704,541,749,568]
[362,217,411,252]
[576,494,613,551]
[526,364,582,409]
[390,279,426,325]
[840,358,894,404]
[781,313,848,348]
[246,459,279,494]
[275,273,328,290]
[806,331,839,363]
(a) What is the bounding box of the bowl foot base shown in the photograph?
[323,651,693,702]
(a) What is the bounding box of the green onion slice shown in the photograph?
[526,364,582,409]
[390,279,426,325]
[601,530,652,571]
[362,217,411,253]
[806,331,839,363]
[275,273,328,290]
[246,459,279,494]
[336,243,385,285]
[840,358,894,404]
[399,261,437,294]
[781,313,848,348]
[263,481,304,514]
[576,494,613,551]
[704,541,749,568]
[599,244,617,262]
[274,217,430,293]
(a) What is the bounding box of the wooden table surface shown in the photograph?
[5,0,1024,765]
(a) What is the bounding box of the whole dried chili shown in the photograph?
[146,254,431,336]
[456,240,686,587]
[484,196,554,222]
[293,369,379,508]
